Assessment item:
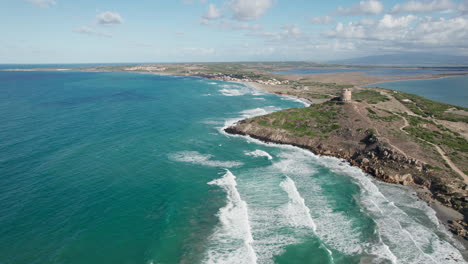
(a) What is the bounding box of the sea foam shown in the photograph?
[205,170,257,264]
[279,177,317,231]
[316,155,465,263]
[244,150,273,160]
[169,151,243,168]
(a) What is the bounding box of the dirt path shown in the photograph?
[351,102,410,158]
[432,145,468,183]
[397,113,468,184]
[379,90,468,183]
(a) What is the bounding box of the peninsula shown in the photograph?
[8,62,468,241]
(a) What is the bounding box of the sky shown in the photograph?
[1,0,468,63]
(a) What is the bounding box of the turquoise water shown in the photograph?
[275,67,468,76]
[369,75,468,107]
[0,71,466,264]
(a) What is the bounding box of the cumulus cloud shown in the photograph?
[96,11,124,26]
[203,4,222,20]
[310,16,334,24]
[73,26,112,38]
[230,0,273,21]
[325,14,468,52]
[336,0,384,16]
[390,0,455,14]
[26,0,56,8]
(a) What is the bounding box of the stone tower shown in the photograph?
[342,88,352,102]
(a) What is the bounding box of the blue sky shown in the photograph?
[1,0,467,63]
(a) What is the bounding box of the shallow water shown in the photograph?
[275,67,468,76]
[368,75,468,107]
[0,71,465,263]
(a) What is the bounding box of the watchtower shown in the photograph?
[342,88,352,102]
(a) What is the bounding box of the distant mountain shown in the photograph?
[331,53,468,66]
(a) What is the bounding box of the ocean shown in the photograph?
[0,70,466,264]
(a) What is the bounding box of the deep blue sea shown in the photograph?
[0,70,466,264]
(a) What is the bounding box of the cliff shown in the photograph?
[225,97,468,240]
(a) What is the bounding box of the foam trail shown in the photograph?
[316,156,465,263]
[218,83,258,97]
[220,104,465,262]
[205,170,257,264]
[244,150,273,160]
[169,151,243,168]
[279,177,317,232]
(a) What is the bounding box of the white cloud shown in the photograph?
[325,14,468,52]
[391,0,455,14]
[336,0,384,16]
[26,0,56,8]
[230,0,273,21]
[310,16,334,24]
[73,26,112,38]
[379,14,417,28]
[203,4,222,20]
[96,11,124,26]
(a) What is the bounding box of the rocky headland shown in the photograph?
[225,90,468,243]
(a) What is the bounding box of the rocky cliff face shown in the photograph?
[225,120,468,240]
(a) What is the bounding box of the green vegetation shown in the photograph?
[404,114,435,126]
[366,107,401,122]
[391,90,468,122]
[402,113,468,156]
[367,128,376,135]
[353,90,390,104]
[404,126,467,152]
[302,93,330,99]
[253,102,342,137]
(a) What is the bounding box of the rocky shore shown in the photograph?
[225,100,468,245]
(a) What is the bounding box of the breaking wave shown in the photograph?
[205,170,257,264]
[244,150,273,160]
[169,151,243,168]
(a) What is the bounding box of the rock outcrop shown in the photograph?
[225,118,468,239]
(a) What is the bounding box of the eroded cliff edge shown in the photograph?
[225,92,468,241]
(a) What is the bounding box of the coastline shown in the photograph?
[222,80,468,251]
[223,122,468,253]
[3,66,467,248]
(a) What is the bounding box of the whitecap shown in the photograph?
[205,170,257,264]
[219,89,248,96]
[218,83,263,97]
[244,150,273,160]
[220,106,281,134]
[169,151,243,168]
[279,177,317,231]
[315,155,465,263]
